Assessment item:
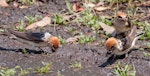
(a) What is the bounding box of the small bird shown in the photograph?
[105,26,143,57]
[112,11,132,37]
[4,29,60,52]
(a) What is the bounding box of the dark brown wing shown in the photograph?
[7,29,44,43]
[123,26,137,50]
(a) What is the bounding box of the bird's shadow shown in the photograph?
[99,49,137,67]
[99,54,125,67]
[0,47,45,54]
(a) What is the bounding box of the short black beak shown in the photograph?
[106,51,112,57]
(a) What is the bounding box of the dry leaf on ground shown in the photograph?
[85,1,104,8]
[19,6,28,9]
[72,2,84,12]
[85,3,95,8]
[66,36,82,44]
[0,0,9,7]
[95,2,104,6]
[136,1,150,7]
[13,1,19,7]
[26,15,51,30]
[94,6,110,11]
[99,22,115,34]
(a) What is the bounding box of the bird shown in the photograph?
[3,29,60,52]
[105,26,143,57]
[112,11,132,38]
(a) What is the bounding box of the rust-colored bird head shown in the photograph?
[105,37,123,56]
[48,36,60,51]
[116,11,127,19]
[115,11,130,26]
[105,37,118,50]
[113,11,132,34]
[105,37,123,50]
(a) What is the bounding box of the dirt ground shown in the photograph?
[0,0,150,76]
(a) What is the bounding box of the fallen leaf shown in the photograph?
[85,3,95,8]
[26,15,51,30]
[13,1,19,7]
[95,2,104,6]
[72,2,84,12]
[99,22,115,34]
[94,6,110,11]
[0,0,9,7]
[66,36,82,44]
[136,1,150,7]
[19,6,28,9]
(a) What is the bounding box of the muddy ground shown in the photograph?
[0,0,150,76]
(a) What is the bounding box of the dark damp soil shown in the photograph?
[0,0,150,76]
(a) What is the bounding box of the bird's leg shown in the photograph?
[51,47,56,52]
[108,54,116,63]
[123,53,130,62]
[107,54,117,65]
[125,53,129,58]
[112,55,116,61]
[38,47,45,53]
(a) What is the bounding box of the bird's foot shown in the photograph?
[123,53,130,62]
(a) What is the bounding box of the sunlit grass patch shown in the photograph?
[78,35,96,44]
[35,62,52,74]
[21,0,33,5]
[54,14,67,25]
[70,61,82,70]
[16,20,26,32]
[113,62,136,76]
[0,67,16,76]
[58,36,66,45]
[24,15,42,25]
[132,21,150,39]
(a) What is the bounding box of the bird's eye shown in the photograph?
[117,16,122,19]
[109,46,115,51]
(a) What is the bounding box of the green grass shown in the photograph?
[21,0,33,5]
[24,15,42,25]
[16,15,41,31]
[16,20,26,32]
[146,43,150,49]
[113,62,136,76]
[0,67,16,76]
[54,14,67,25]
[74,6,101,33]
[108,0,128,3]
[22,48,28,53]
[0,29,4,32]
[66,27,79,35]
[58,36,66,45]
[70,61,82,69]
[77,6,93,25]
[57,71,64,76]
[89,0,99,3]
[64,1,102,33]
[7,0,13,3]
[15,66,29,76]
[132,21,150,39]
[100,16,113,26]
[143,52,150,57]
[78,35,95,44]
[65,0,74,13]
[35,62,52,74]
[0,66,31,76]
[16,25,25,32]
